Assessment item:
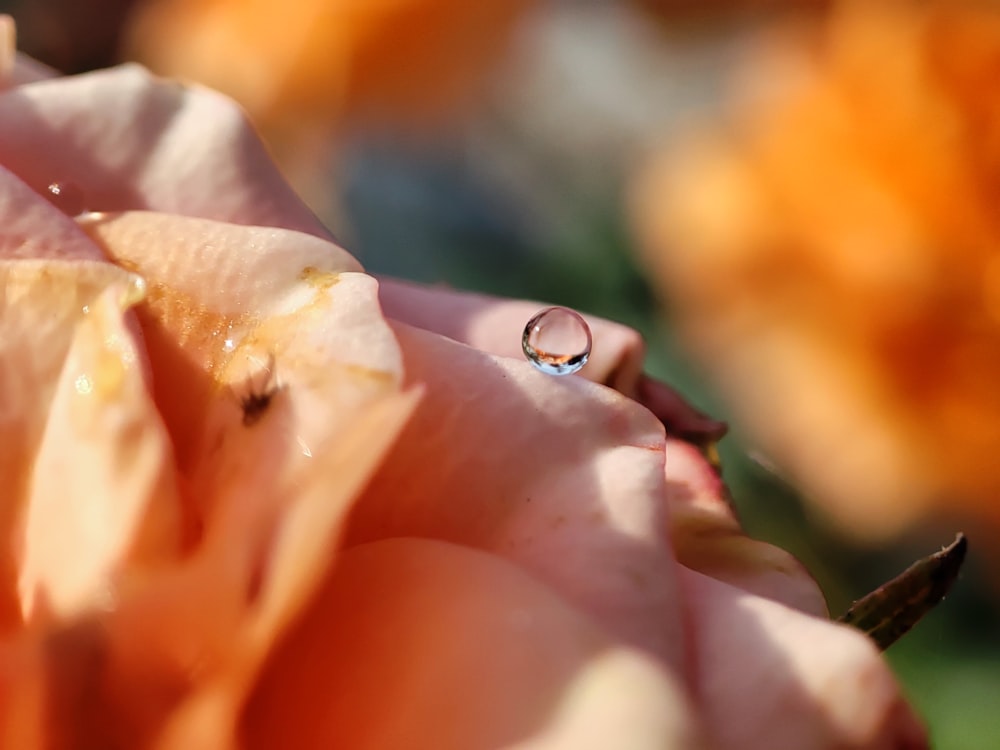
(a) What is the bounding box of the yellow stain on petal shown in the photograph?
[140,276,254,379]
[298,265,340,291]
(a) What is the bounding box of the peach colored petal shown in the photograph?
[0,66,326,236]
[345,323,684,667]
[20,274,180,622]
[78,217,404,630]
[0,375,418,749]
[0,259,143,630]
[378,277,726,440]
[78,212,398,499]
[665,437,828,616]
[81,390,420,750]
[241,538,704,750]
[680,566,927,750]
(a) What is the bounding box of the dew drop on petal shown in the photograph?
[522,306,592,376]
[45,181,86,216]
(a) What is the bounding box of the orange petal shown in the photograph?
[346,323,685,666]
[680,566,927,750]
[241,538,705,750]
[78,211,397,487]
[0,66,326,236]
[20,272,180,622]
[85,390,421,750]
[0,259,141,629]
[79,210,405,630]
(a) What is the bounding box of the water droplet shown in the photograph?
[45,181,86,216]
[522,306,592,376]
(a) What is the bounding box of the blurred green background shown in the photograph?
[5,0,1000,746]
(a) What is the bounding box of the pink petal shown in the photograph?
[0,66,327,236]
[680,566,927,750]
[378,277,645,390]
[345,323,685,667]
[378,277,726,440]
[241,538,705,750]
[0,165,104,260]
[666,437,827,616]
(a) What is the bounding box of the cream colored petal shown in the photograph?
[241,538,704,750]
[19,275,180,622]
[0,66,326,235]
[346,322,684,666]
[681,567,927,750]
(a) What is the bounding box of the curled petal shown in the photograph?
[680,567,927,750]
[20,272,180,622]
[379,278,645,389]
[378,277,724,440]
[666,437,827,616]
[79,213,405,618]
[0,259,144,629]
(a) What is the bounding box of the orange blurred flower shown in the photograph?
[0,18,923,748]
[123,0,531,152]
[632,0,1000,538]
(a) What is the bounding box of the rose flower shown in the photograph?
[0,17,922,749]
[632,0,1000,539]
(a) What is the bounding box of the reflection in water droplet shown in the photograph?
[522,306,592,376]
[45,181,86,216]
